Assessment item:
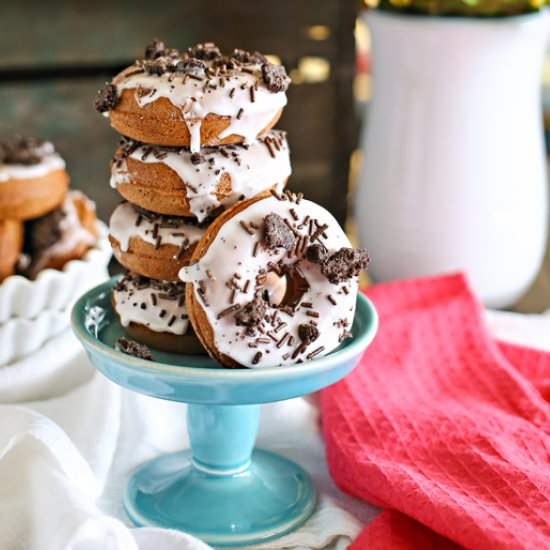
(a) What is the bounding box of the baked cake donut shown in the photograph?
[95,41,291,151]
[110,131,291,221]
[17,191,97,279]
[112,272,205,354]
[180,190,370,369]
[0,219,23,282]
[0,137,69,220]
[109,201,205,281]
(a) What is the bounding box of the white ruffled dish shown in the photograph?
[0,221,111,322]
[0,306,70,365]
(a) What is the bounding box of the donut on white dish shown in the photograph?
[0,137,69,220]
[180,190,370,369]
[95,41,290,151]
[113,272,205,354]
[110,131,291,222]
[109,202,205,281]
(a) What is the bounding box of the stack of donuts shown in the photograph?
[96,40,292,355]
[97,40,370,368]
[0,136,98,282]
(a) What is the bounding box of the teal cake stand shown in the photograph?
[71,278,378,548]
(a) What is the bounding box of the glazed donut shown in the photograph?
[0,219,23,282]
[0,137,69,220]
[18,190,98,279]
[180,190,370,369]
[110,131,291,222]
[95,41,290,151]
[109,202,205,281]
[112,272,205,354]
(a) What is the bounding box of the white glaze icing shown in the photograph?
[113,63,287,152]
[110,132,291,222]
[45,191,96,258]
[179,195,358,368]
[0,142,65,183]
[109,202,204,252]
[113,275,189,335]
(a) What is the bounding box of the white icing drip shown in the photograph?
[186,120,202,153]
[109,202,204,252]
[110,133,291,222]
[114,64,287,146]
[0,146,65,183]
[179,196,358,368]
[113,279,189,335]
[45,191,96,258]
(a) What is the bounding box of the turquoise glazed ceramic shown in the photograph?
[71,278,378,547]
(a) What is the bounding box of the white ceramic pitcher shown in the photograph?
[356,9,550,307]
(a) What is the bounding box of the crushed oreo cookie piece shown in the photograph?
[298,322,320,345]
[321,248,370,284]
[175,58,206,76]
[116,337,154,360]
[190,152,204,165]
[27,207,66,254]
[144,39,166,60]
[95,83,119,113]
[261,63,290,93]
[16,206,67,279]
[305,243,327,264]
[232,49,268,65]
[143,57,174,76]
[235,295,267,327]
[263,213,295,250]
[187,42,221,61]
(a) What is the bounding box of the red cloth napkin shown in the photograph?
[321,274,550,550]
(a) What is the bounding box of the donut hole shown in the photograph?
[261,265,310,309]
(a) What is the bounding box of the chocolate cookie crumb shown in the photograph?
[95,83,119,113]
[298,322,320,345]
[175,58,206,76]
[321,248,370,284]
[305,243,327,264]
[235,295,267,327]
[187,42,221,61]
[116,337,153,360]
[143,57,173,76]
[144,39,166,60]
[27,207,66,254]
[261,63,291,93]
[264,213,295,250]
[233,49,268,65]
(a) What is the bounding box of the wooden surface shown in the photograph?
[0,0,358,223]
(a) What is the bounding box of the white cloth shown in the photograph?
[1,309,546,550]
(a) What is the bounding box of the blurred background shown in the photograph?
[1,0,549,312]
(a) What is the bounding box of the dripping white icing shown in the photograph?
[113,276,190,335]
[109,202,204,252]
[0,142,65,183]
[179,195,358,369]
[113,63,287,148]
[110,132,291,222]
